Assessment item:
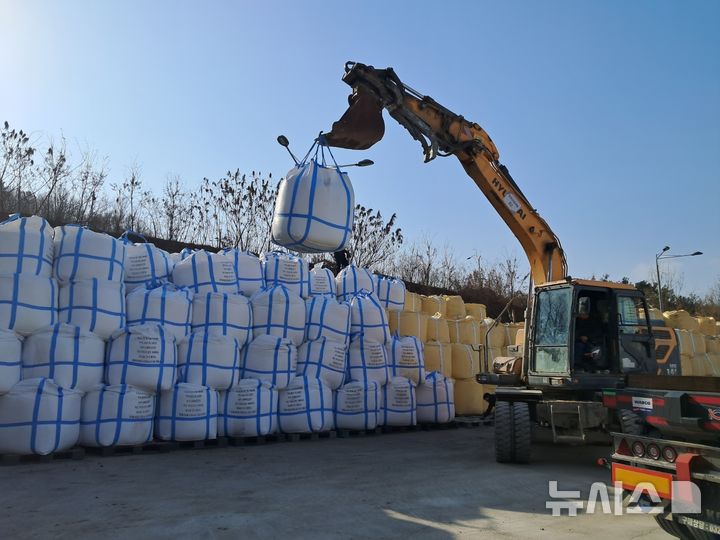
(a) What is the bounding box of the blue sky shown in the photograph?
[1,0,718,294]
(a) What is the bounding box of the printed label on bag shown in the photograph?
[339,387,363,412]
[364,344,386,367]
[281,388,307,413]
[129,393,154,419]
[398,344,419,367]
[278,261,300,282]
[130,335,162,364]
[218,261,237,284]
[390,386,412,408]
[175,389,207,417]
[228,387,260,415]
[329,345,347,369]
[126,253,151,279]
[311,273,331,293]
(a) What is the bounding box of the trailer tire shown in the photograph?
[619,410,644,436]
[654,513,693,539]
[494,401,532,464]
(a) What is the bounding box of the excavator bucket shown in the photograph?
[323,86,385,150]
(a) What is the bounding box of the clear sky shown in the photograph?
[1,0,718,294]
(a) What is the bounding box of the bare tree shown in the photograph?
[348,205,403,269]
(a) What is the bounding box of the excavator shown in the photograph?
[321,62,720,539]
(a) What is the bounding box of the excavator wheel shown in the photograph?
[494,401,531,464]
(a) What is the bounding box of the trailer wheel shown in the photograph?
[653,513,693,539]
[494,401,532,464]
[619,410,644,436]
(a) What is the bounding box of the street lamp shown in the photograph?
[655,246,703,311]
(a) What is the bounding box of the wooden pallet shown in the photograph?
[1,446,85,465]
[336,427,383,438]
[454,415,492,428]
[85,437,229,457]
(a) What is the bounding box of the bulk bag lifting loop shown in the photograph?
[0,214,53,277]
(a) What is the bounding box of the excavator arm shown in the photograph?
[323,62,567,286]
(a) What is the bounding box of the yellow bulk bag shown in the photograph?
[421,295,447,317]
[451,343,480,379]
[691,354,718,377]
[448,317,484,345]
[515,328,526,346]
[483,319,507,349]
[387,311,428,342]
[444,295,466,319]
[708,354,720,376]
[404,291,422,313]
[680,354,694,376]
[503,323,524,348]
[706,337,720,354]
[424,341,452,378]
[465,303,487,320]
[663,310,700,332]
[697,317,718,337]
[426,314,450,343]
[454,380,494,415]
[690,332,707,355]
[675,329,693,356]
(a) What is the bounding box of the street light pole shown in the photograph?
[654,246,703,312]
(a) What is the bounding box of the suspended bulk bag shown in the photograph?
[305,295,351,345]
[191,292,252,346]
[347,339,388,387]
[0,329,22,394]
[297,338,347,390]
[218,379,278,438]
[250,285,305,346]
[375,276,406,311]
[59,278,126,340]
[0,378,81,455]
[79,384,154,447]
[177,332,241,391]
[416,373,455,424]
[0,214,53,277]
[424,341,452,378]
[350,292,390,344]
[241,334,297,389]
[105,324,177,394]
[309,265,336,296]
[171,250,239,295]
[336,265,375,301]
[22,323,105,392]
[271,148,354,253]
[263,252,310,298]
[0,274,57,336]
[126,283,192,342]
[119,232,174,292]
[380,377,416,427]
[156,383,218,441]
[278,376,333,433]
[220,249,265,297]
[334,380,379,431]
[53,225,125,283]
[387,335,425,385]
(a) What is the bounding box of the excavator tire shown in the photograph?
[494,401,531,464]
[512,402,532,464]
[619,410,645,436]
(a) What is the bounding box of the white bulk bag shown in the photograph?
[0,378,81,455]
[79,384,155,447]
[0,214,53,277]
[0,329,22,394]
[105,324,177,394]
[22,323,105,392]
[416,373,455,424]
[334,380,379,431]
[59,279,125,339]
[119,234,174,292]
[387,335,425,385]
[191,292,252,346]
[171,250,239,295]
[350,292,390,344]
[380,377,417,427]
[263,252,310,298]
[309,265,336,296]
[218,379,278,437]
[220,249,265,297]
[250,285,305,346]
[347,339,388,387]
[271,157,354,253]
[241,334,297,389]
[178,332,241,391]
[305,295,351,345]
[0,274,58,336]
[278,376,333,433]
[336,265,375,301]
[297,338,347,390]
[53,225,125,283]
[155,383,218,441]
[126,283,192,342]
[375,276,406,311]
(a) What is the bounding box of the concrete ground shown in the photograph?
[0,427,669,539]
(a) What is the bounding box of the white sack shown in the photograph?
[350,292,390,344]
[218,379,278,437]
[171,250,240,295]
[241,334,297,389]
[336,265,375,301]
[416,373,455,424]
[59,279,126,339]
[297,338,347,390]
[334,380,379,431]
[347,339,388,387]
[0,214,53,277]
[0,329,22,394]
[305,295,350,345]
[278,376,333,433]
[380,377,416,427]
[126,283,192,342]
[220,249,265,297]
[386,335,425,385]
[155,383,218,441]
[250,285,305,346]
[178,332,241,391]
[53,225,125,283]
[263,252,310,298]
[191,291,252,346]
[0,274,58,336]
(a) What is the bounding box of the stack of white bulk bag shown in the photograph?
[375,276,406,311]
[263,252,310,298]
[221,249,265,297]
[305,295,350,345]
[0,273,58,335]
[416,373,455,424]
[380,377,416,427]
[58,278,126,339]
[278,376,333,433]
[309,265,336,296]
[297,338,347,390]
[271,157,354,253]
[126,283,192,342]
[172,250,239,295]
[178,332,241,390]
[53,225,125,283]
[387,335,425,384]
[334,380,379,431]
[155,383,218,441]
[218,379,278,437]
[191,292,252,346]
[0,214,53,276]
[336,265,375,301]
[250,285,305,346]
[0,329,22,393]
[119,233,174,292]
[0,378,81,455]
[105,324,177,394]
[241,334,297,389]
[79,385,155,447]
[22,323,105,392]
[350,292,390,344]
[347,339,388,387]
